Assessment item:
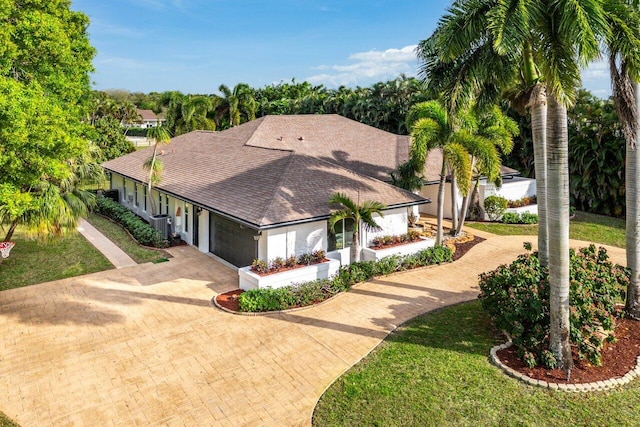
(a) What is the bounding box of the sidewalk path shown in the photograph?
[77,218,137,269]
[0,236,627,426]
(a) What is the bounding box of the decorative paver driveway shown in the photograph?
[0,237,625,426]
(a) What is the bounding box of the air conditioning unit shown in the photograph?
[149,215,169,239]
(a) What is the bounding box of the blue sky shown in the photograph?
[71,0,611,97]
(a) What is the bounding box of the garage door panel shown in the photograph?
[209,214,257,267]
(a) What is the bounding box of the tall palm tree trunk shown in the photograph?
[436,161,447,245]
[530,84,549,267]
[456,157,477,236]
[450,171,458,234]
[147,143,159,216]
[626,82,640,319]
[547,94,573,371]
[351,228,361,263]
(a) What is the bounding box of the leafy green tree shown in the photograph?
[143,126,172,216]
[328,193,386,263]
[164,93,215,136]
[88,117,135,162]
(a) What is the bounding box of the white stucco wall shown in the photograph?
[362,208,408,247]
[419,182,463,218]
[263,220,326,260]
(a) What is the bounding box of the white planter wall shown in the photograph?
[361,237,436,262]
[238,259,341,290]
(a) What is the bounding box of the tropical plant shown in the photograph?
[143,126,172,215]
[606,0,640,319]
[405,100,472,244]
[164,93,215,136]
[483,195,508,222]
[328,192,386,263]
[419,0,608,371]
[215,83,257,129]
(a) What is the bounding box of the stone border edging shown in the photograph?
[490,341,640,392]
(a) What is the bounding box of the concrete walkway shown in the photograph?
[77,218,137,269]
[0,235,626,426]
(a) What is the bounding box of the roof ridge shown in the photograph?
[254,151,297,226]
[242,116,267,147]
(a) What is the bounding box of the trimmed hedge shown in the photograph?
[238,245,452,312]
[501,212,538,224]
[94,197,168,248]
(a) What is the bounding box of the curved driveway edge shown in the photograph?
[0,237,626,426]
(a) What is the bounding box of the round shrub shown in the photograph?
[478,243,628,368]
[483,195,508,221]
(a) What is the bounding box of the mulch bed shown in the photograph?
[497,317,640,384]
[451,236,485,261]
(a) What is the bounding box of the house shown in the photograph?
[417,147,537,219]
[102,115,431,272]
[132,109,165,129]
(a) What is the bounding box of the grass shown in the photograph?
[85,213,168,264]
[0,413,18,427]
[0,226,113,291]
[466,211,626,248]
[313,301,640,427]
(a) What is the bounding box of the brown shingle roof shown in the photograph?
[102,115,427,229]
[136,109,158,121]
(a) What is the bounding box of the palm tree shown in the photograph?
[328,192,386,263]
[606,0,640,319]
[406,100,472,245]
[215,83,257,128]
[418,0,551,265]
[144,126,172,216]
[455,105,517,236]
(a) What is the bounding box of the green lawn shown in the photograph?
[313,301,640,427]
[0,413,18,427]
[85,213,168,264]
[0,226,113,291]
[466,211,626,248]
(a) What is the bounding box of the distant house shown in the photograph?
[103,115,430,270]
[131,109,165,129]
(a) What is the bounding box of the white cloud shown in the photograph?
[306,45,418,87]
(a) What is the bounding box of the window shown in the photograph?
[122,177,127,201]
[185,205,189,233]
[328,219,354,251]
[143,187,148,211]
[134,185,138,207]
[158,192,163,213]
[165,195,169,215]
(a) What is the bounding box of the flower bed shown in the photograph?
[369,231,422,250]
[237,245,452,312]
[507,195,537,208]
[239,258,340,290]
[362,236,435,262]
[250,250,326,275]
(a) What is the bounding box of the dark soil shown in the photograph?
[215,288,244,312]
[452,236,485,261]
[497,317,640,384]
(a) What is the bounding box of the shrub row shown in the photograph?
[370,230,421,248]
[238,245,453,312]
[251,250,326,274]
[501,212,539,224]
[94,197,168,248]
[478,243,628,368]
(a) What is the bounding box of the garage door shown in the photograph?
[209,213,257,267]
